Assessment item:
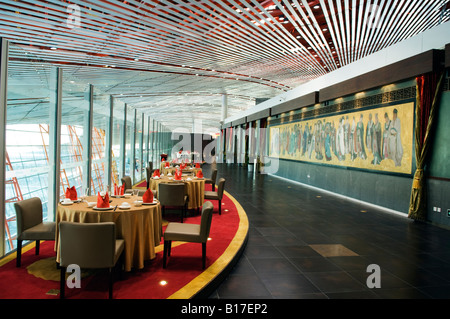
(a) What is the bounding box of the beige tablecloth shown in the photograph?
[56,195,162,272]
[148,176,205,209]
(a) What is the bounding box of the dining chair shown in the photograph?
[204,178,225,215]
[163,201,214,269]
[158,183,188,223]
[121,176,132,194]
[14,197,56,267]
[58,221,125,299]
[204,168,217,191]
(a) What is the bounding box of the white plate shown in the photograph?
[152,177,160,179]
[143,201,158,205]
[60,201,73,205]
[93,206,113,211]
[118,206,130,210]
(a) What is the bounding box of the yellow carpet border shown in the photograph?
[167,190,248,299]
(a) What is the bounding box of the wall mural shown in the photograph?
[269,102,414,175]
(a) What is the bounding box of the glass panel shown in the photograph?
[60,78,90,197]
[134,112,142,182]
[91,88,109,194]
[111,100,124,186]
[124,107,134,181]
[4,44,56,253]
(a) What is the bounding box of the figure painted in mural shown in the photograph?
[324,122,332,161]
[388,109,403,167]
[366,113,374,153]
[371,113,382,165]
[301,124,308,156]
[270,127,280,157]
[382,112,391,159]
[314,121,322,160]
[297,124,303,157]
[336,117,346,161]
[356,114,367,160]
[308,124,314,159]
[330,121,336,157]
[344,116,350,155]
[350,116,357,160]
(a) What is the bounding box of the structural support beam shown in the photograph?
[0,38,9,256]
[48,67,62,221]
[106,95,114,189]
[82,84,94,195]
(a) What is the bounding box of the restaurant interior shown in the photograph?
[1,0,450,306]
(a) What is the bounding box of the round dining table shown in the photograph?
[148,174,205,209]
[55,194,162,272]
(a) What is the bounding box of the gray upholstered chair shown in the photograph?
[58,221,124,299]
[204,178,225,215]
[14,197,56,267]
[163,201,214,269]
[121,176,133,194]
[158,183,188,223]
[204,169,217,191]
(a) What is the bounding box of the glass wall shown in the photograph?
[91,88,110,194]
[1,41,179,258]
[111,99,125,186]
[60,79,90,197]
[4,44,56,253]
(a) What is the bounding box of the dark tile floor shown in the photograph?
[203,163,450,299]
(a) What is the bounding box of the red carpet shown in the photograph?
[0,186,247,299]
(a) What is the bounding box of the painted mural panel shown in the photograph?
[269,102,414,174]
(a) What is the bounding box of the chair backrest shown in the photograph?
[199,201,214,241]
[158,183,186,206]
[121,176,132,190]
[210,169,218,184]
[148,161,153,171]
[146,167,151,181]
[216,178,226,200]
[14,197,43,236]
[59,221,116,268]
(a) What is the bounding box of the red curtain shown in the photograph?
[408,71,444,221]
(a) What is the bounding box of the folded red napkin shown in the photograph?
[142,188,154,203]
[65,186,77,200]
[114,183,119,196]
[153,169,160,177]
[174,169,182,180]
[195,163,200,168]
[165,161,170,168]
[196,170,203,178]
[97,192,110,208]
[180,163,186,170]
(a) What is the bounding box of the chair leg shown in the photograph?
[16,240,22,267]
[219,200,222,215]
[202,242,206,269]
[168,240,172,256]
[35,240,40,255]
[60,266,66,299]
[163,240,168,268]
[109,267,113,299]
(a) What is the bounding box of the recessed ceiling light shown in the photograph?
[314,5,320,9]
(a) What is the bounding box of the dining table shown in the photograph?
[55,194,162,272]
[148,173,205,210]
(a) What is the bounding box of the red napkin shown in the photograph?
[195,163,200,168]
[114,183,119,196]
[180,163,186,170]
[97,192,110,208]
[174,169,182,181]
[65,186,77,200]
[196,170,203,178]
[165,162,170,168]
[142,188,154,203]
[121,183,125,195]
[153,169,160,177]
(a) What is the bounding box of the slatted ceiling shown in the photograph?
[1,1,448,132]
